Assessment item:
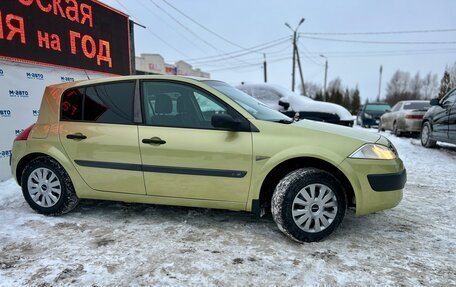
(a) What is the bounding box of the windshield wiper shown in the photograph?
[273,119,294,124]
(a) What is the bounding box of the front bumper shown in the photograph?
[339,157,405,216]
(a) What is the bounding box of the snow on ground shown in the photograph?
[0,129,455,286]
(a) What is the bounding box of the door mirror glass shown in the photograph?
[430,98,440,106]
[278,100,290,110]
[211,114,240,131]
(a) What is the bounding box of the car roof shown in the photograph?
[47,75,215,89]
[397,100,430,103]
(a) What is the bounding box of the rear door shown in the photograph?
[59,81,145,195]
[384,102,401,130]
[138,80,253,202]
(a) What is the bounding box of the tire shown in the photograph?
[378,120,385,132]
[21,156,79,215]
[421,122,437,148]
[271,168,346,243]
[393,122,402,137]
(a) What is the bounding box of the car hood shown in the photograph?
[252,119,384,165]
[292,119,381,143]
[285,95,353,121]
[364,110,387,117]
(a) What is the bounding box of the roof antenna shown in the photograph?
[84,70,91,80]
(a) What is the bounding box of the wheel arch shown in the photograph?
[257,157,355,216]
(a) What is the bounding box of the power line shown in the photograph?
[300,28,456,36]
[297,41,324,66]
[148,0,255,66]
[207,56,291,73]
[313,50,456,58]
[134,0,214,55]
[299,35,456,45]
[187,38,291,65]
[160,0,261,54]
[305,48,456,55]
[112,0,190,58]
[182,36,290,62]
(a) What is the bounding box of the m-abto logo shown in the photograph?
[9,90,29,98]
[33,110,40,116]
[15,129,25,136]
[0,69,4,76]
[61,76,75,82]
[26,72,44,80]
[0,150,12,158]
[0,110,12,117]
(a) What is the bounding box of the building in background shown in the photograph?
[136,54,210,78]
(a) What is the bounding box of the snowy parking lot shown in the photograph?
[0,129,455,286]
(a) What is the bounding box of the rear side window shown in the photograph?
[61,82,135,124]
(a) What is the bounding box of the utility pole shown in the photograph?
[263,53,267,83]
[377,65,383,101]
[320,54,328,101]
[285,18,305,92]
[295,44,305,94]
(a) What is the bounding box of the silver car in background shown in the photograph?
[237,83,354,126]
[379,100,431,136]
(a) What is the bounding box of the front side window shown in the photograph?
[142,81,229,129]
[61,81,135,124]
[442,90,456,107]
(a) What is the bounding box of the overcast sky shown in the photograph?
[101,0,456,101]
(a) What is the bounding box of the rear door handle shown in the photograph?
[66,133,87,140]
[142,137,166,145]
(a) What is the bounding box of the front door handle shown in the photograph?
[142,137,166,145]
[66,133,87,140]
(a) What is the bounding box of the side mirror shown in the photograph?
[211,114,240,131]
[385,109,391,113]
[278,100,290,110]
[430,98,440,106]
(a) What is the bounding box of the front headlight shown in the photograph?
[349,144,397,160]
[364,113,373,119]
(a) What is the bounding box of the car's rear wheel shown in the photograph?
[21,157,79,215]
[271,168,346,243]
[421,122,437,148]
[393,122,402,137]
[378,120,385,132]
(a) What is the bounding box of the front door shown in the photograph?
[433,90,456,140]
[59,81,146,195]
[138,81,253,202]
[449,101,456,143]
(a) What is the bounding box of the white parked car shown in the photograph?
[237,83,354,126]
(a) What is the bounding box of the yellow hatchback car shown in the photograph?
[11,76,406,242]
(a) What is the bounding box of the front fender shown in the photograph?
[246,145,348,211]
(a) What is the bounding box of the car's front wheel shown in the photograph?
[271,168,346,243]
[21,157,79,215]
[421,122,437,148]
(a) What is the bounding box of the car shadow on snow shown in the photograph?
[63,200,398,243]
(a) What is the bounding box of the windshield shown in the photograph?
[403,102,430,110]
[204,80,291,122]
[366,104,391,112]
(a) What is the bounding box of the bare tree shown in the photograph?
[410,72,422,99]
[420,72,439,99]
[447,62,456,89]
[299,81,321,99]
